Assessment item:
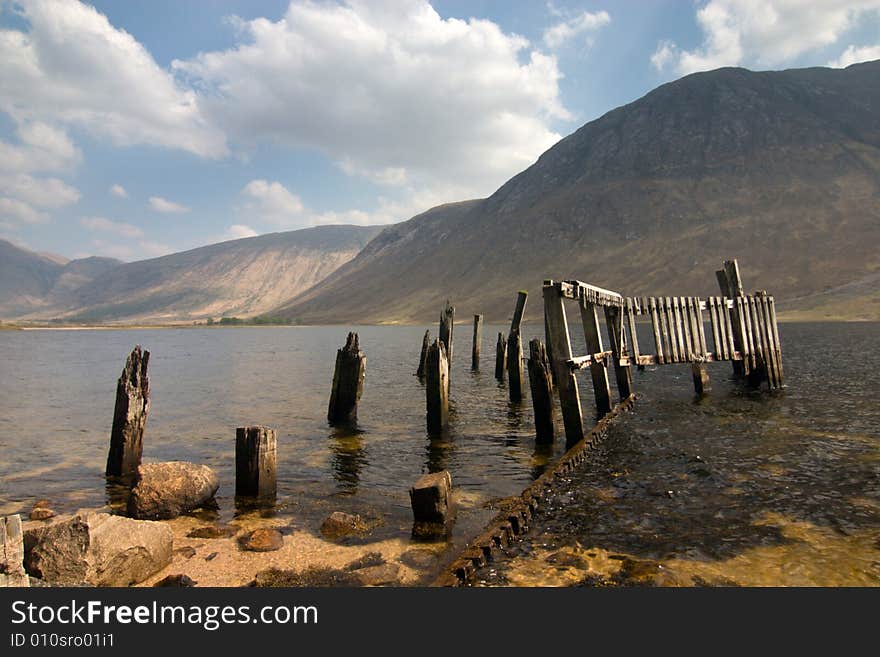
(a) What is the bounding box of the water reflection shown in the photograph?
[329,426,367,494]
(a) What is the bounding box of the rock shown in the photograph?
[250,567,359,588]
[29,508,56,521]
[23,513,172,586]
[174,546,197,559]
[1,514,29,587]
[32,499,52,509]
[399,548,439,570]
[154,574,197,587]
[127,462,219,520]
[353,563,400,586]
[187,525,237,539]
[320,511,368,541]
[344,551,385,571]
[240,528,284,552]
[204,552,218,561]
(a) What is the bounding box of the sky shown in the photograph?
[1,0,879,262]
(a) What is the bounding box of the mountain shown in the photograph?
[275,61,880,323]
[16,225,383,323]
[0,239,121,317]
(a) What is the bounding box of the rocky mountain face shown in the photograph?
[275,61,880,323]
[0,240,121,317]
[4,225,382,323]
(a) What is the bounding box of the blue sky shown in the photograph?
[1,0,879,261]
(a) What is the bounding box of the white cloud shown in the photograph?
[543,10,610,50]
[828,43,880,67]
[0,197,49,224]
[174,0,569,201]
[653,0,880,75]
[149,196,190,213]
[0,174,80,209]
[0,121,81,173]
[240,180,305,226]
[225,224,259,240]
[110,184,128,198]
[0,0,226,158]
[80,216,144,239]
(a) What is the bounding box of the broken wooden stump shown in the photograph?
[507,328,524,402]
[527,338,556,444]
[439,300,454,370]
[236,425,277,501]
[410,470,454,539]
[494,332,507,380]
[511,290,528,332]
[1,514,28,587]
[328,332,366,425]
[471,314,482,371]
[425,340,449,435]
[691,361,711,397]
[106,345,150,478]
[416,329,430,378]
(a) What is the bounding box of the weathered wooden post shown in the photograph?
[471,314,482,371]
[579,299,612,416]
[603,305,633,400]
[235,425,277,500]
[691,361,710,396]
[439,300,454,370]
[494,332,507,380]
[716,259,745,379]
[425,340,449,434]
[507,291,528,401]
[543,281,584,445]
[507,329,524,402]
[527,339,556,444]
[106,345,150,478]
[416,329,430,378]
[410,470,454,538]
[328,332,366,424]
[1,514,28,587]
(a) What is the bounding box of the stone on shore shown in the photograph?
[127,462,219,520]
[320,511,369,541]
[23,513,172,586]
[240,528,284,552]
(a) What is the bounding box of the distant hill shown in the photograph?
[0,239,121,317]
[13,225,383,323]
[274,61,880,323]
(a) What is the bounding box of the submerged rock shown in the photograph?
[23,513,172,586]
[127,462,219,520]
[240,528,284,552]
[353,563,400,586]
[344,551,385,571]
[250,567,360,587]
[187,525,237,539]
[320,511,369,541]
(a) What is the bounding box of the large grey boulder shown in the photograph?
[23,513,172,586]
[127,462,219,520]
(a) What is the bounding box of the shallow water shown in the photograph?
[473,322,880,586]
[0,323,565,565]
[1,322,877,586]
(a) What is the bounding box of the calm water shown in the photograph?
[1,322,878,585]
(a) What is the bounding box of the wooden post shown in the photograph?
[767,295,785,386]
[471,314,482,371]
[106,345,150,478]
[625,298,643,371]
[511,291,528,332]
[416,329,430,378]
[439,300,455,370]
[543,282,584,445]
[494,332,507,380]
[649,297,665,364]
[604,305,633,400]
[527,339,556,444]
[410,471,453,538]
[328,332,366,424]
[0,514,28,587]
[235,426,277,500]
[425,340,449,435]
[579,299,612,416]
[691,361,710,397]
[717,259,745,378]
[507,328,524,402]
